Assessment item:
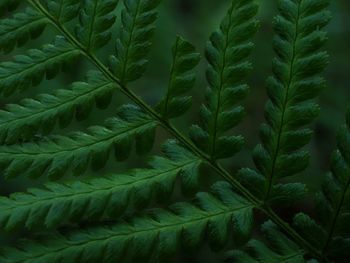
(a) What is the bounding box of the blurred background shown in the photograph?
[0,0,350,262]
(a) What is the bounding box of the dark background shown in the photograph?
[0,0,350,262]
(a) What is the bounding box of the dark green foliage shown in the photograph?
[190,0,259,160]
[0,105,156,179]
[0,181,253,263]
[0,7,47,53]
[110,0,162,84]
[0,140,200,230]
[0,71,116,144]
[42,0,80,23]
[0,36,81,96]
[239,0,331,204]
[0,0,20,14]
[227,221,309,263]
[157,36,201,119]
[292,110,350,260]
[76,0,119,51]
[0,0,346,262]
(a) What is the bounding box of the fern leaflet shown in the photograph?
[0,181,253,263]
[227,221,309,263]
[0,140,200,230]
[110,0,161,84]
[0,36,81,96]
[0,7,47,53]
[190,0,259,160]
[0,105,156,179]
[157,36,200,119]
[292,111,350,260]
[239,0,331,204]
[76,0,119,51]
[42,0,80,23]
[0,71,116,144]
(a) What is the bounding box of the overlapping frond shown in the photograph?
[0,71,116,144]
[0,105,156,179]
[0,36,81,96]
[227,221,309,263]
[0,140,201,231]
[239,0,331,203]
[0,181,253,263]
[76,0,119,51]
[190,0,259,160]
[292,111,350,261]
[0,7,47,53]
[42,0,80,23]
[157,36,200,119]
[110,0,162,84]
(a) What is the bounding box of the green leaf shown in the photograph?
[0,105,156,179]
[227,221,309,263]
[241,0,331,203]
[0,140,201,230]
[42,0,80,23]
[295,109,350,260]
[0,181,253,263]
[110,0,162,84]
[0,36,81,96]
[156,36,200,119]
[76,0,119,51]
[293,213,326,250]
[0,71,116,144]
[190,0,259,160]
[0,7,47,53]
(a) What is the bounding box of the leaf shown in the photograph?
[110,0,162,84]
[0,36,81,96]
[0,7,47,53]
[0,140,201,230]
[0,71,116,144]
[242,0,331,203]
[76,0,119,51]
[190,0,259,160]
[42,0,81,23]
[0,181,253,263]
[226,221,309,263]
[0,105,156,179]
[156,36,200,119]
[295,110,350,260]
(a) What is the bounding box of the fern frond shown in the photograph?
[157,36,200,119]
[0,7,47,53]
[240,0,331,203]
[110,0,161,84]
[190,0,259,160]
[42,0,80,23]
[0,140,201,231]
[76,0,119,51]
[292,110,350,260]
[0,36,81,96]
[0,71,116,144]
[0,105,156,179]
[227,221,308,263]
[0,181,253,263]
